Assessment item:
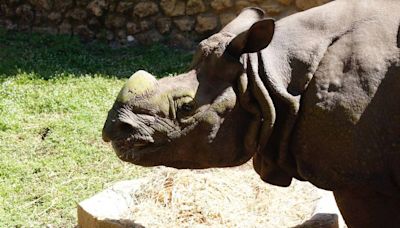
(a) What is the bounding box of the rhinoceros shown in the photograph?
[102,0,400,227]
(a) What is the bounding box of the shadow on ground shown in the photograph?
[0,29,193,80]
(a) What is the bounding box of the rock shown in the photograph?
[186,0,206,15]
[33,10,48,26]
[116,1,134,13]
[48,12,62,24]
[160,0,185,17]
[126,22,140,35]
[105,15,126,29]
[173,17,195,32]
[116,29,126,40]
[88,17,100,30]
[139,20,153,31]
[107,2,118,13]
[210,0,233,11]
[160,0,175,15]
[6,0,20,6]
[135,30,163,45]
[277,0,294,6]
[16,4,34,23]
[73,25,94,41]
[235,0,256,10]
[247,0,264,3]
[156,17,172,34]
[171,1,186,16]
[58,21,72,34]
[168,31,194,49]
[30,0,52,10]
[295,0,331,11]
[127,35,136,43]
[219,12,236,27]
[1,4,15,17]
[74,25,94,41]
[69,8,88,21]
[278,6,298,19]
[87,0,107,17]
[133,2,159,18]
[54,0,74,13]
[259,2,284,15]
[195,14,218,33]
[76,0,91,7]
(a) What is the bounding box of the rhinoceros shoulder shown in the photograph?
[290,1,400,191]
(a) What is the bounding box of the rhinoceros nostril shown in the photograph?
[102,119,135,142]
[117,121,135,136]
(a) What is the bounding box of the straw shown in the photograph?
[127,163,320,228]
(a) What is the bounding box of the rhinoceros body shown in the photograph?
[103,0,400,227]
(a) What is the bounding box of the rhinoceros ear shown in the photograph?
[226,19,275,58]
[221,7,265,35]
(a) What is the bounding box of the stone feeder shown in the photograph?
[78,180,146,228]
[77,177,345,228]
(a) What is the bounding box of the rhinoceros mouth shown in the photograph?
[111,139,163,162]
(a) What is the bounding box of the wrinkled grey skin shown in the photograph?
[103,1,400,227]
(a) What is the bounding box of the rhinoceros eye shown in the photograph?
[179,101,196,114]
[176,97,196,120]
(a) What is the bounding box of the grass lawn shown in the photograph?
[0,29,192,227]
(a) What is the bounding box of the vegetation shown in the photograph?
[0,29,192,227]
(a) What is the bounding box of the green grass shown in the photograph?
[0,29,192,227]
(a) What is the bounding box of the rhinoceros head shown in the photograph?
[102,8,275,169]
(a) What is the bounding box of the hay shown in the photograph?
[126,163,321,228]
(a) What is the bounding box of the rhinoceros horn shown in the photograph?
[117,70,157,103]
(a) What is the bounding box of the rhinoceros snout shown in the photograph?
[103,70,157,142]
[102,116,136,143]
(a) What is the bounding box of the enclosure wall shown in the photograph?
[0,0,331,48]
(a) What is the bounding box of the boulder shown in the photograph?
[160,0,185,17]
[295,0,331,10]
[156,17,172,34]
[173,17,195,32]
[195,14,218,33]
[133,2,159,18]
[186,0,207,15]
[210,0,233,11]
[87,0,107,17]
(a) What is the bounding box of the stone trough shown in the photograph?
[77,167,345,228]
[78,180,146,228]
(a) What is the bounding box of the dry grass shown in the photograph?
[126,163,322,228]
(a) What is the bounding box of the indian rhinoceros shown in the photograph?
[102,0,400,227]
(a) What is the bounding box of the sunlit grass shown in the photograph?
[0,29,192,227]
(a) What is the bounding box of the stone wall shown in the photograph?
[0,0,331,48]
